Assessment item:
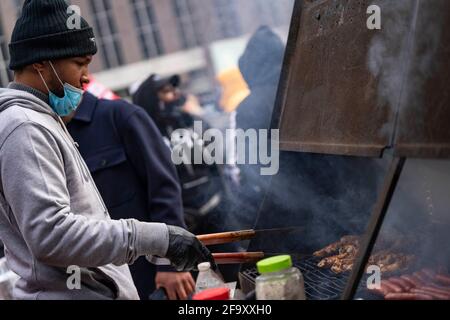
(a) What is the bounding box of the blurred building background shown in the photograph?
[0,0,294,102]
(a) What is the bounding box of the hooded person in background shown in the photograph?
[132,74,203,139]
[236,26,285,132]
[0,0,213,300]
[234,26,286,229]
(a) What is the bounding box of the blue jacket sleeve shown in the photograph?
[119,107,187,229]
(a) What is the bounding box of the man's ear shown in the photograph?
[32,62,47,74]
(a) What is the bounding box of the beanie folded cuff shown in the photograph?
[9,27,97,70]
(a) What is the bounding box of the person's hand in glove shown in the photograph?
[165,226,217,271]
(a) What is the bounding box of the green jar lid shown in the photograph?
[257,255,293,274]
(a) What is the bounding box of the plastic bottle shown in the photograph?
[195,262,225,293]
[255,255,306,300]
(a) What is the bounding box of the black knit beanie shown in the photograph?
[9,0,97,70]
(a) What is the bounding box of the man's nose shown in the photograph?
[167,93,177,101]
[81,75,90,86]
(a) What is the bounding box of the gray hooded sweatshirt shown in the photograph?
[0,84,169,300]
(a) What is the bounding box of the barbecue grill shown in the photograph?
[241,255,380,300]
[239,0,450,300]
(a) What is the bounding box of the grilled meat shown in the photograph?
[330,259,354,273]
[315,236,414,274]
[370,253,415,273]
[318,253,345,268]
[313,235,360,257]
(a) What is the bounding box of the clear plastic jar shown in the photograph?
[255,255,306,300]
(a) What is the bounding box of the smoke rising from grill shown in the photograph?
[246,152,387,255]
[365,0,449,272]
[367,0,445,141]
[378,159,450,271]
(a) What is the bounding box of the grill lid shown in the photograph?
[275,0,450,158]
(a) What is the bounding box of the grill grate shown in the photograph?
[241,255,378,300]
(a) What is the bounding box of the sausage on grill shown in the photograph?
[381,280,402,293]
[400,275,417,288]
[385,293,433,300]
[389,277,412,292]
[411,288,450,300]
[435,274,450,286]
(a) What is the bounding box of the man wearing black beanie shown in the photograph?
[0,0,214,300]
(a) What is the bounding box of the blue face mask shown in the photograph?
[38,61,84,116]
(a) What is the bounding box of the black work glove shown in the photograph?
[165,226,217,272]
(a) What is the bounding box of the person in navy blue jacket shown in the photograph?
[66,91,195,300]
